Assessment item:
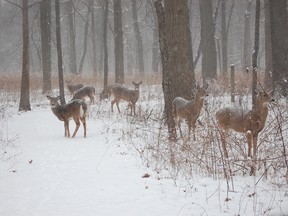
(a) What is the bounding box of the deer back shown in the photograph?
[73,86,95,100]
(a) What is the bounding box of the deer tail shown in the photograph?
[80,101,88,118]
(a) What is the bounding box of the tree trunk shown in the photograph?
[113,0,124,84]
[149,0,159,73]
[65,0,77,75]
[40,0,51,94]
[270,0,288,99]
[199,0,217,82]
[242,0,252,72]
[103,0,109,87]
[264,0,272,90]
[154,0,176,142]
[78,2,91,74]
[131,0,145,76]
[19,0,31,111]
[252,0,260,108]
[221,0,228,76]
[164,0,194,100]
[55,0,65,105]
[90,0,97,76]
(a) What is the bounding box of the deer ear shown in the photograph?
[132,81,136,85]
[254,89,260,95]
[139,81,143,85]
[47,95,51,100]
[196,84,200,89]
[204,83,209,89]
[56,96,61,100]
[266,88,273,94]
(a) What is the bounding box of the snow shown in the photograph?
[0,93,288,216]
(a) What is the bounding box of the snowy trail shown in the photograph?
[0,104,287,216]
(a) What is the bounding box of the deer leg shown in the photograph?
[111,99,116,112]
[116,101,121,113]
[81,117,87,138]
[178,120,183,138]
[252,133,258,159]
[90,96,94,105]
[220,130,228,158]
[72,118,80,138]
[65,121,70,138]
[246,132,253,158]
[191,120,197,141]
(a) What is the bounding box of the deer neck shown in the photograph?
[193,94,204,115]
[51,104,65,121]
[253,102,269,123]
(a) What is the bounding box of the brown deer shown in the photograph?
[72,86,96,105]
[216,90,274,159]
[100,83,122,101]
[66,80,83,97]
[47,95,87,138]
[172,84,208,140]
[111,81,143,115]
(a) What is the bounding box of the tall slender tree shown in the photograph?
[40,0,51,94]
[103,0,109,87]
[113,0,125,84]
[19,0,31,111]
[264,0,272,90]
[131,0,145,76]
[242,0,252,72]
[90,0,97,76]
[55,0,65,105]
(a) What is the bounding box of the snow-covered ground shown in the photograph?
[0,89,288,216]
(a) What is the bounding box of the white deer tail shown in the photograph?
[80,101,88,118]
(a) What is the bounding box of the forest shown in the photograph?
[0,0,288,215]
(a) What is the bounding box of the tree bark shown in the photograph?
[65,0,77,75]
[221,0,228,76]
[78,1,91,74]
[40,0,51,94]
[131,0,145,76]
[113,0,125,84]
[103,0,109,87]
[90,0,97,76]
[269,0,288,99]
[19,0,31,111]
[242,0,252,72]
[199,0,217,82]
[55,0,65,105]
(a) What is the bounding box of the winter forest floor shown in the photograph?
[0,74,288,216]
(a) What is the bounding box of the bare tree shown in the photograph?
[269,0,288,99]
[242,0,252,72]
[199,0,217,82]
[103,0,109,87]
[65,0,77,75]
[90,0,97,75]
[55,0,65,105]
[264,0,272,90]
[131,0,144,76]
[19,0,31,111]
[40,0,51,94]
[78,0,91,74]
[113,0,125,84]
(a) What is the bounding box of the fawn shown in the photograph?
[47,95,87,138]
[172,84,208,140]
[100,83,122,101]
[216,89,274,159]
[111,81,143,115]
[72,86,96,105]
[66,80,83,97]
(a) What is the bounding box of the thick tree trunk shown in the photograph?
[90,0,97,76]
[55,0,65,105]
[221,0,228,76]
[113,0,124,84]
[270,0,288,99]
[154,0,176,142]
[19,0,31,111]
[199,0,217,82]
[40,0,51,94]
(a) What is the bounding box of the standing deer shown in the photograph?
[216,90,274,159]
[72,86,96,105]
[100,83,122,101]
[66,80,83,97]
[172,84,208,140]
[47,96,87,138]
[111,81,143,115]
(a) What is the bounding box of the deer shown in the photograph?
[100,83,122,101]
[216,89,274,159]
[47,95,87,138]
[111,81,143,116]
[172,84,208,140]
[72,86,96,105]
[65,80,83,97]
